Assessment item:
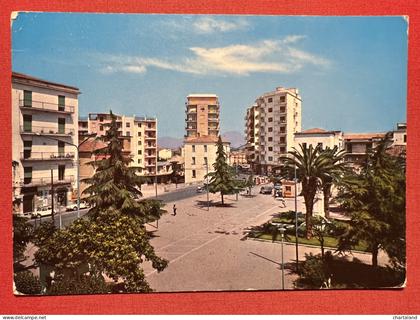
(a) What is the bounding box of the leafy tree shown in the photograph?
[245,172,255,195]
[337,134,405,269]
[319,147,347,218]
[311,216,337,259]
[35,111,168,293]
[13,215,33,267]
[206,136,242,205]
[14,271,42,295]
[280,144,334,239]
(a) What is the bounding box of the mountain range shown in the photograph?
[158,131,245,149]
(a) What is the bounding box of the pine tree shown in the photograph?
[206,136,240,205]
[35,111,168,293]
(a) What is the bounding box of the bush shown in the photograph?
[297,253,331,288]
[47,274,110,295]
[14,271,42,294]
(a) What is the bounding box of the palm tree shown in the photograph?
[319,146,347,218]
[280,144,332,239]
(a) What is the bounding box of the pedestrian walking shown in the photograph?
[173,204,177,216]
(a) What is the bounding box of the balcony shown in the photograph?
[145,154,156,158]
[145,144,156,149]
[20,175,75,187]
[145,126,156,131]
[19,100,75,114]
[144,135,156,140]
[20,152,76,161]
[20,125,74,136]
[185,127,197,131]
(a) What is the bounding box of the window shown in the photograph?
[280,107,286,113]
[268,118,273,122]
[58,141,65,157]
[23,114,32,132]
[58,165,65,181]
[280,116,286,123]
[23,90,32,107]
[204,145,207,152]
[138,150,142,155]
[268,137,273,142]
[280,147,286,153]
[192,157,196,165]
[192,145,196,153]
[99,116,104,122]
[58,118,65,134]
[138,141,142,146]
[268,147,273,151]
[347,144,353,153]
[268,156,273,161]
[148,123,152,128]
[280,127,285,133]
[268,127,273,132]
[204,157,208,165]
[126,131,130,136]
[192,170,196,178]
[286,186,291,192]
[24,167,32,184]
[58,95,65,111]
[268,97,273,103]
[138,132,142,137]
[100,125,104,131]
[138,159,141,164]
[126,122,130,128]
[404,134,407,143]
[148,150,152,156]
[23,140,32,159]
[280,137,286,143]
[268,108,273,112]
[280,96,285,103]
[138,123,142,128]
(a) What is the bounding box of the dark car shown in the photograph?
[260,186,273,194]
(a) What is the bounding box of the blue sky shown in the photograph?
[12,13,407,138]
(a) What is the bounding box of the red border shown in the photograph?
[1,0,419,315]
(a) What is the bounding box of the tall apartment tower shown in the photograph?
[84,113,157,175]
[185,94,220,138]
[12,72,79,215]
[245,87,302,175]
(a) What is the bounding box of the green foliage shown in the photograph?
[14,271,42,294]
[35,111,168,293]
[311,216,337,258]
[13,215,33,264]
[297,253,332,289]
[206,136,243,204]
[337,133,406,269]
[47,274,110,295]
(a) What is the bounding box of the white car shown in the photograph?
[32,206,53,218]
[66,201,90,211]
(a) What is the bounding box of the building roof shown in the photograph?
[184,136,230,144]
[12,72,80,94]
[187,94,218,98]
[344,133,386,140]
[79,138,107,153]
[295,128,342,136]
[169,154,184,164]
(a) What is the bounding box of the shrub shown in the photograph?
[47,274,110,295]
[297,253,331,288]
[14,271,42,294]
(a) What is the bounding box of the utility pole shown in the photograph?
[206,163,209,211]
[50,169,55,222]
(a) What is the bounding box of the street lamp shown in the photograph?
[294,159,299,272]
[35,133,96,219]
[272,222,287,290]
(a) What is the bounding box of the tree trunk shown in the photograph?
[372,244,379,268]
[320,238,325,259]
[303,180,317,239]
[221,193,224,205]
[323,184,331,219]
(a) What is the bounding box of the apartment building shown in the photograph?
[245,87,302,175]
[12,72,79,214]
[294,128,344,150]
[185,94,220,138]
[84,113,157,175]
[184,93,230,183]
[343,132,386,165]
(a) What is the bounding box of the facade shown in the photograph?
[183,136,231,183]
[229,148,248,166]
[245,87,302,175]
[388,123,407,157]
[85,113,157,175]
[185,94,220,138]
[343,132,386,165]
[294,128,344,150]
[158,148,173,161]
[12,72,79,214]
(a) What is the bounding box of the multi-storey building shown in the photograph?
[245,87,302,175]
[12,72,79,214]
[84,113,158,175]
[183,93,230,183]
[185,94,220,138]
[294,128,344,150]
[343,132,386,165]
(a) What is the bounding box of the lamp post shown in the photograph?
[35,133,96,219]
[294,160,299,272]
[205,163,210,211]
[272,223,286,290]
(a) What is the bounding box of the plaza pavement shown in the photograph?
[142,186,389,292]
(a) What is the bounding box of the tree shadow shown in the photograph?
[194,200,236,209]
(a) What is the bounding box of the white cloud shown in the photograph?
[192,17,249,34]
[96,35,331,76]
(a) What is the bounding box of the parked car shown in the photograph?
[31,206,53,218]
[259,186,273,194]
[66,201,90,211]
[273,183,282,191]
